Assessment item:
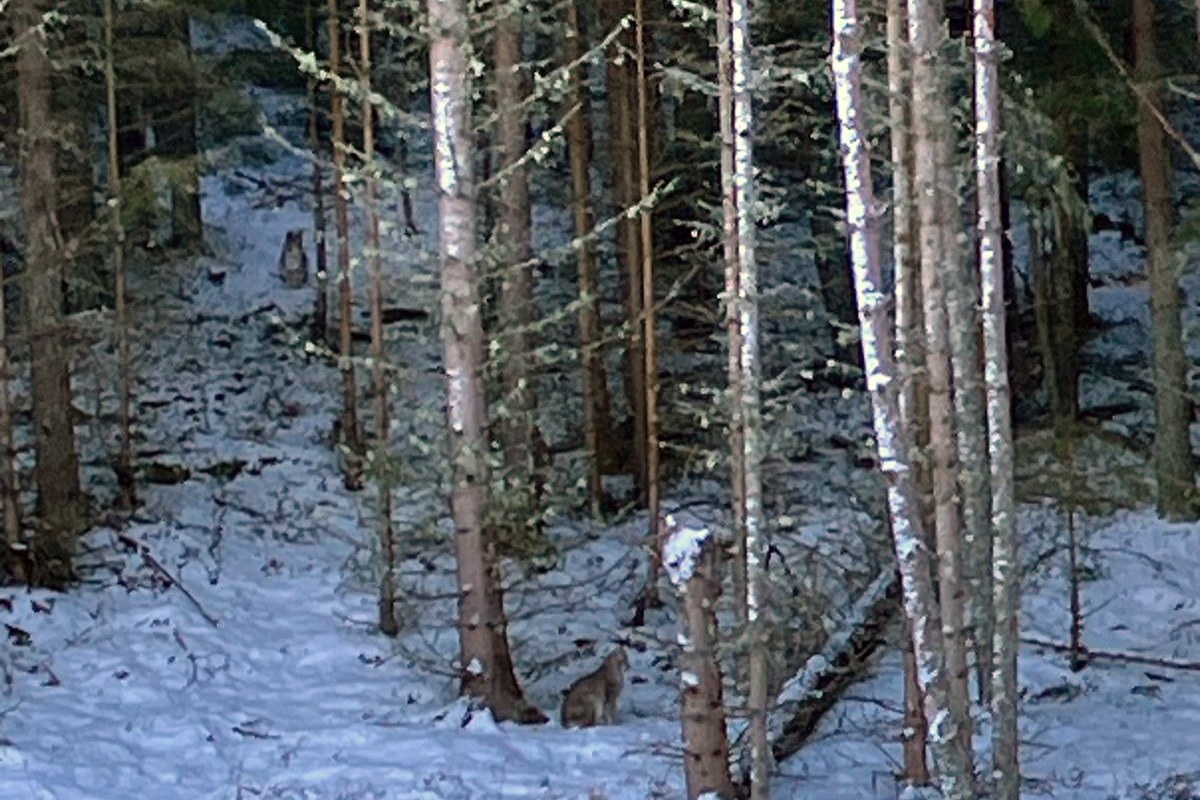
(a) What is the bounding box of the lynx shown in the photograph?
[278,229,309,288]
[560,647,628,728]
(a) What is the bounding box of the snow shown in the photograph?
[2,13,1200,800]
[662,511,713,587]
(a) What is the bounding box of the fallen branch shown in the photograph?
[115,533,220,628]
[1023,636,1200,672]
[769,571,900,765]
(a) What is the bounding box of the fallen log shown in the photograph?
[769,570,900,765]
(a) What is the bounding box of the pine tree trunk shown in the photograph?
[833,0,973,794]
[426,0,545,724]
[492,0,541,548]
[16,0,87,585]
[663,515,736,800]
[307,0,330,347]
[105,0,137,512]
[328,0,363,490]
[1133,0,1197,520]
[564,0,616,518]
[358,0,398,637]
[975,1,1020,794]
[600,0,648,498]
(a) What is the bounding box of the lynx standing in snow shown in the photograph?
[278,229,309,288]
[561,646,628,728]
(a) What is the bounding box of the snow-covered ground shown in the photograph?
[3,16,1200,800]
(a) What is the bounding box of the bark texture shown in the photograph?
[1133,0,1197,520]
[17,0,87,584]
[427,0,544,723]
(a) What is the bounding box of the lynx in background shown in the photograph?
[278,229,309,288]
[560,646,628,728]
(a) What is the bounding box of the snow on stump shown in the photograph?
[662,511,737,800]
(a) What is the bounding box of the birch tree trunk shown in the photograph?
[907,0,976,786]
[715,0,769,794]
[426,0,545,724]
[831,0,972,795]
[492,0,541,546]
[105,0,137,512]
[328,0,364,491]
[17,0,87,585]
[564,0,616,519]
[887,0,930,781]
[1133,0,1198,521]
[975,0,1019,794]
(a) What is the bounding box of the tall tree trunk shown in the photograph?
[908,0,976,787]
[426,0,545,724]
[975,1,1020,795]
[716,0,769,795]
[1133,0,1197,520]
[663,513,736,800]
[16,0,87,585]
[105,0,137,512]
[54,0,97,299]
[830,3,967,797]
[887,0,931,781]
[491,0,542,549]
[328,0,364,490]
[564,0,616,518]
[307,0,330,347]
[359,0,398,637]
[600,0,648,499]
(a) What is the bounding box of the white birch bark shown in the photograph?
[830,2,968,796]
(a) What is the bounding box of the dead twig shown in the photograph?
[1023,636,1200,672]
[115,533,220,628]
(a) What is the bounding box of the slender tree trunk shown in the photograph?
[104,0,137,512]
[908,0,976,787]
[358,0,398,636]
[328,0,364,490]
[564,0,615,519]
[943,102,991,717]
[831,3,968,796]
[426,0,545,724]
[715,0,769,794]
[492,0,541,547]
[975,1,1019,794]
[1133,0,1197,520]
[600,0,648,498]
[307,0,330,347]
[887,0,931,781]
[17,0,87,585]
[663,514,736,800]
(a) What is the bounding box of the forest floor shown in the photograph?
[3,17,1200,800]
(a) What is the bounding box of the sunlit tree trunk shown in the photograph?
[975,1,1019,794]
[831,0,971,795]
[426,0,545,724]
